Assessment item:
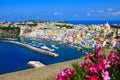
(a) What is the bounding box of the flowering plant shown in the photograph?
[56,46,120,80]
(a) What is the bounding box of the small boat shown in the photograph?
[41,45,55,51]
[51,45,59,49]
[58,42,62,44]
[38,43,42,46]
[28,43,32,45]
[41,45,49,50]
[47,48,55,52]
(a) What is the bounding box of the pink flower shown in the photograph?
[83,73,90,79]
[94,46,103,61]
[108,51,117,59]
[101,70,110,80]
[90,64,99,73]
[97,59,110,70]
[108,51,120,66]
[103,60,110,69]
[56,68,75,80]
[95,46,102,53]
[80,61,92,70]
[94,52,103,60]
[84,53,93,60]
[90,59,110,73]
[56,46,120,80]
[83,73,99,80]
[89,74,99,80]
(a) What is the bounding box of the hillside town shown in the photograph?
[0,21,120,49]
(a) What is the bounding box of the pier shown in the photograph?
[1,40,59,57]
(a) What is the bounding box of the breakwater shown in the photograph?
[1,40,59,57]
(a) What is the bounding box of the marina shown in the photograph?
[1,40,58,57]
[0,39,84,74]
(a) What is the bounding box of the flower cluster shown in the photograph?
[56,68,75,80]
[56,46,120,80]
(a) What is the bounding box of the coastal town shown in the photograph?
[0,0,120,79]
[0,20,119,49]
[0,20,120,80]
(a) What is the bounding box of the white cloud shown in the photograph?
[86,13,91,16]
[97,10,104,13]
[112,11,120,16]
[107,8,112,11]
[53,12,62,16]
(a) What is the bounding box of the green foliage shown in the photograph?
[108,65,120,80]
[72,62,84,80]
[56,46,120,80]
[0,27,20,38]
[27,23,37,27]
[56,24,74,29]
[100,46,107,54]
[116,48,120,58]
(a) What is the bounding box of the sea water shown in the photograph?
[0,20,119,74]
[0,41,84,74]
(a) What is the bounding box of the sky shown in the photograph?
[0,0,120,21]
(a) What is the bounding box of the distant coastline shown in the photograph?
[66,20,120,25]
[0,20,120,25]
[0,38,17,41]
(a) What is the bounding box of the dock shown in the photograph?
[27,61,45,68]
[1,40,59,57]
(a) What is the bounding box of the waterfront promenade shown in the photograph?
[1,40,59,57]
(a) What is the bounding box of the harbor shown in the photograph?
[1,40,59,57]
[0,20,120,74]
[0,18,120,75]
[0,39,84,74]
[0,0,120,79]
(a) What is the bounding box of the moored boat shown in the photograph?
[41,45,55,51]
[51,45,59,49]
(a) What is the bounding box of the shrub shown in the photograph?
[56,46,120,80]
